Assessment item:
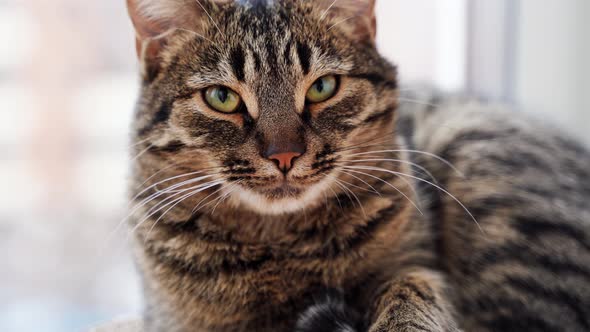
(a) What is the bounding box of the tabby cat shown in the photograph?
[125,0,590,331]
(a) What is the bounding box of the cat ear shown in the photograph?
[127,0,231,80]
[128,0,195,59]
[317,0,377,42]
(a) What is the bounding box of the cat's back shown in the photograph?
[398,94,590,331]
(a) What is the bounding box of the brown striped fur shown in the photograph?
[126,1,590,331]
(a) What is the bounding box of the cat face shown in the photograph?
[128,0,398,215]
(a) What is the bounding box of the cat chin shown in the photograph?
[231,180,331,215]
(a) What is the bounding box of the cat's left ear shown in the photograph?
[317,0,377,43]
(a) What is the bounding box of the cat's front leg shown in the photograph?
[368,269,461,332]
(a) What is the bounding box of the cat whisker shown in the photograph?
[332,178,367,219]
[144,180,237,241]
[131,145,153,162]
[338,168,424,216]
[325,182,344,213]
[145,179,223,216]
[327,16,356,32]
[333,170,382,196]
[139,180,221,228]
[190,181,235,215]
[398,97,441,108]
[132,180,224,237]
[145,27,215,46]
[337,138,397,154]
[141,182,220,241]
[139,175,220,215]
[105,173,217,245]
[210,181,244,215]
[326,173,378,195]
[194,0,225,38]
[344,158,438,183]
[346,149,464,177]
[129,136,155,149]
[342,165,483,233]
[319,0,339,20]
[133,171,214,202]
[176,28,216,44]
[335,130,398,153]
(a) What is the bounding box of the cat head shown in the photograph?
[128,0,398,215]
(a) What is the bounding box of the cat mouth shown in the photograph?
[255,181,304,199]
[233,176,330,215]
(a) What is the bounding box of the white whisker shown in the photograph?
[327,173,378,195]
[344,158,438,183]
[211,181,243,215]
[133,171,213,202]
[343,165,482,233]
[335,130,398,153]
[325,182,344,213]
[103,173,218,250]
[131,145,152,162]
[333,178,367,219]
[129,136,154,149]
[194,0,225,37]
[334,170,382,196]
[347,149,464,177]
[146,27,214,45]
[327,16,355,32]
[398,97,440,108]
[190,182,233,214]
[320,0,339,20]
[132,180,224,236]
[144,179,219,217]
[175,28,215,44]
[341,168,424,216]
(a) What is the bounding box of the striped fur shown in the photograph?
[126,1,590,331]
[397,94,590,332]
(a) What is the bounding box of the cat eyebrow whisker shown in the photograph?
[144,27,215,46]
[319,0,339,21]
[327,15,356,32]
[175,28,216,44]
[194,0,226,38]
[398,97,441,109]
[131,145,154,162]
[130,135,156,148]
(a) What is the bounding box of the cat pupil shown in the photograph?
[315,79,324,93]
[217,88,228,103]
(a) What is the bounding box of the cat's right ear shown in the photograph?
[127,0,206,77]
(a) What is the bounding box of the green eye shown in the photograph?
[204,86,242,113]
[306,75,338,103]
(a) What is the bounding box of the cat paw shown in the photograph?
[294,291,362,332]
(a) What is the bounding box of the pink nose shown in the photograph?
[268,152,302,173]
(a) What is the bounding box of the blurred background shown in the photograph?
[0,0,588,331]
